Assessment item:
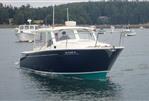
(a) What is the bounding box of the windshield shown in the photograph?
[53,29,76,41]
[77,29,95,40]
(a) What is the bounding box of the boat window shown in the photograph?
[77,29,95,40]
[35,26,39,29]
[47,31,53,46]
[53,29,75,41]
[30,26,34,30]
[35,31,47,47]
[25,26,29,30]
[19,26,24,29]
[35,31,53,48]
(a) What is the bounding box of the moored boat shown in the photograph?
[15,24,39,42]
[122,29,136,36]
[122,25,136,36]
[20,21,124,80]
[96,28,106,34]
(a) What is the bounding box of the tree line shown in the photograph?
[0,1,149,25]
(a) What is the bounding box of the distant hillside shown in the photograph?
[0,1,149,25]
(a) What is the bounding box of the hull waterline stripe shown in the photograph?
[21,67,108,75]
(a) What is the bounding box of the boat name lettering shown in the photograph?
[64,51,78,55]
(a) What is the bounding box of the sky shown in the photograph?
[0,0,147,7]
[0,0,101,7]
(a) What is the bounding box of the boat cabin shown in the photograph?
[33,27,102,51]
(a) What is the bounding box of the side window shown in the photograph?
[20,26,23,30]
[47,32,53,46]
[25,26,29,30]
[35,26,39,30]
[34,31,46,48]
[34,31,53,49]
[30,26,34,30]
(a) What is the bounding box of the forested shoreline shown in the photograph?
[0,1,149,25]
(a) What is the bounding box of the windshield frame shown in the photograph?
[76,29,95,41]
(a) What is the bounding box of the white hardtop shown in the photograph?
[36,26,94,32]
[19,24,39,27]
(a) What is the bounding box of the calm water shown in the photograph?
[0,28,149,101]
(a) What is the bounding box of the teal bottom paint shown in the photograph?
[63,72,108,80]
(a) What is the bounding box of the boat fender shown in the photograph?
[54,46,56,49]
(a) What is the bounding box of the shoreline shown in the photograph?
[0,24,149,29]
[94,24,149,29]
[0,24,18,28]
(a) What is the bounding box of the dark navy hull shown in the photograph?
[20,48,123,74]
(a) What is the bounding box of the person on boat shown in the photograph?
[59,31,70,40]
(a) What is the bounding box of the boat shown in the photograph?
[15,24,39,42]
[96,28,106,34]
[15,19,40,42]
[139,26,144,29]
[121,25,136,36]
[122,29,136,36]
[110,25,115,33]
[20,21,124,80]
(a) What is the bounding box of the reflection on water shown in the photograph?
[21,70,122,101]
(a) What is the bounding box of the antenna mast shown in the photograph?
[67,8,69,21]
[52,5,55,27]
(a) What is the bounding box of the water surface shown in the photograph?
[0,28,149,101]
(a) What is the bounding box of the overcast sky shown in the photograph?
[0,0,147,7]
[0,0,101,7]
